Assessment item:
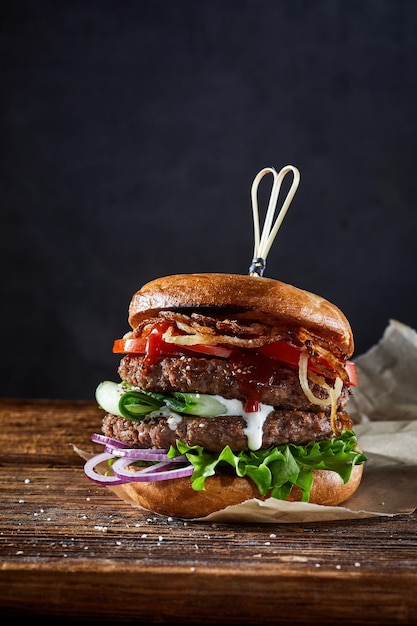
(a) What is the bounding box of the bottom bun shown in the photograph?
[120,464,364,519]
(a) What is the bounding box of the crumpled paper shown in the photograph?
[348,319,417,423]
[81,320,417,522]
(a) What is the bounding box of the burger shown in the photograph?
[85,272,366,518]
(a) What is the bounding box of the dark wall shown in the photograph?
[2,0,417,400]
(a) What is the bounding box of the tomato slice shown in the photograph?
[257,341,301,368]
[113,338,146,353]
[112,335,358,386]
[259,341,358,386]
[345,360,358,386]
[113,338,232,359]
[183,343,234,359]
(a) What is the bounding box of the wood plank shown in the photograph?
[1,398,416,624]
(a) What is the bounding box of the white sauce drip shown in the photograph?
[149,395,273,450]
[213,396,273,451]
[148,406,183,431]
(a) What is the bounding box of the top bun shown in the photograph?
[128,273,354,357]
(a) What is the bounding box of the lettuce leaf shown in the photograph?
[169,430,366,502]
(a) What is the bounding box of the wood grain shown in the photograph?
[1,398,416,624]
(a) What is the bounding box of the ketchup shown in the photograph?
[230,350,276,413]
[142,321,175,372]
[141,323,279,413]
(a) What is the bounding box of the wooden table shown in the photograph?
[1,398,416,625]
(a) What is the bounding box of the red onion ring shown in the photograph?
[84,452,130,485]
[85,434,194,485]
[103,445,172,461]
[91,433,129,448]
[90,432,187,462]
[112,457,194,482]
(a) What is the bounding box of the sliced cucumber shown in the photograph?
[95,382,227,421]
[95,381,124,417]
[165,392,226,416]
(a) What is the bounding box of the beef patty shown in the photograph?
[118,354,350,412]
[102,410,353,452]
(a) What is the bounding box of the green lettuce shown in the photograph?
[168,430,366,502]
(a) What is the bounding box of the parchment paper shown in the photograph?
[80,320,417,522]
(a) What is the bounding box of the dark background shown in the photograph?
[2,0,417,400]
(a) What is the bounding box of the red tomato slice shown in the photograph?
[259,341,358,386]
[112,336,358,386]
[113,338,146,353]
[257,341,301,367]
[112,338,232,358]
[183,343,234,358]
[113,337,180,357]
[345,360,358,386]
